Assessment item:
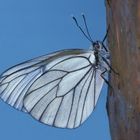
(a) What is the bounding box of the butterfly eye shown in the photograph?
[96,45,100,49]
[94,44,101,50]
[96,42,103,50]
[92,42,99,49]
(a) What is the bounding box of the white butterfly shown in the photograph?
[0,15,111,129]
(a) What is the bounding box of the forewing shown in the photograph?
[23,52,104,129]
[0,49,86,111]
[0,48,104,129]
[0,65,44,111]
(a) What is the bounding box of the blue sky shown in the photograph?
[0,0,111,140]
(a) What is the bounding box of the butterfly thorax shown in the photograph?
[92,41,110,70]
[92,41,102,67]
[94,50,99,67]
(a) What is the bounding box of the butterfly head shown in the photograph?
[91,40,109,56]
[92,41,103,52]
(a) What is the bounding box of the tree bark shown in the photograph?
[106,0,140,140]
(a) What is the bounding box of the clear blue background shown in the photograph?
[0,0,111,140]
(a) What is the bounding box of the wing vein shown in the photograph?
[74,69,93,127]
[80,69,95,124]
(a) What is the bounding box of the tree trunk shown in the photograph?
[106,0,140,140]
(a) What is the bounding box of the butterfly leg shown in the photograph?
[100,68,115,94]
[102,25,110,44]
[102,42,109,52]
[108,64,119,75]
[106,0,111,7]
[101,56,119,75]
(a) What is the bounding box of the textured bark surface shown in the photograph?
[106,0,140,140]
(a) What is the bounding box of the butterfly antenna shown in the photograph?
[72,16,93,43]
[102,25,110,43]
[81,14,93,42]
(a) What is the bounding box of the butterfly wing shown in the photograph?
[0,49,86,111]
[0,49,104,128]
[23,50,104,128]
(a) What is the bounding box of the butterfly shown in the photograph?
[0,15,113,129]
